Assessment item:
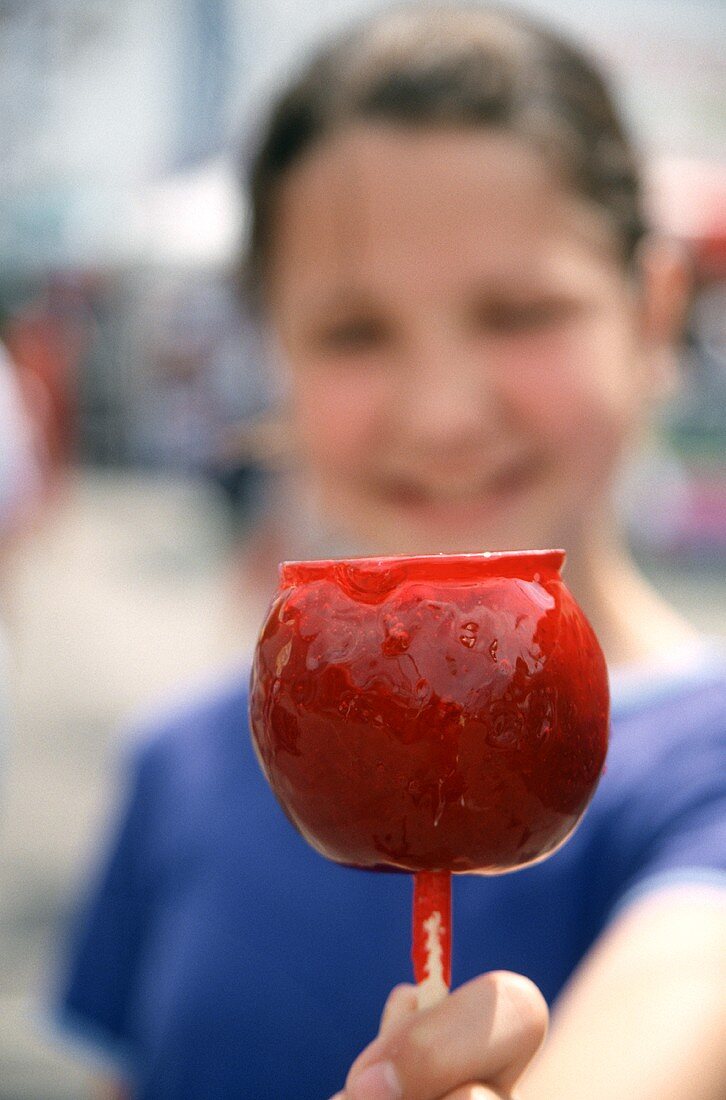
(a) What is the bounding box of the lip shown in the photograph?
[378,459,544,523]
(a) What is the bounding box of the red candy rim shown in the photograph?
[280,549,565,589]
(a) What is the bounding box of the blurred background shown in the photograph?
[0,1,724,1096]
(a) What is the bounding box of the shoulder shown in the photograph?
[608,660,726,823]
[604,648,726,810]
[584,658,726,915]
[607,653,726,779]
[131,662,251,755]
[120,663,255,804]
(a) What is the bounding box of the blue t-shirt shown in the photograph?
[54,657,726,1099]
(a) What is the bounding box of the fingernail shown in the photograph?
[347,1061,403,1100]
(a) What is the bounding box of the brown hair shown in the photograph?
[243,1,647,303]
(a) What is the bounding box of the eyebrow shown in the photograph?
[295,285,386,316]
[278,256,593,319]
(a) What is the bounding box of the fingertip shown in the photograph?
[379,983,419,1036]
[344,985,418,1094]
[493,971,549,1055]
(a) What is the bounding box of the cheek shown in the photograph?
[502,321,641,458]
[290,371,387,471]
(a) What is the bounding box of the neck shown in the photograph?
[563,513,697,668]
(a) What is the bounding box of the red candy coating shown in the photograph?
[249,551,609,874]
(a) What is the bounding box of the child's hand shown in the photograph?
[331,971,548,1100]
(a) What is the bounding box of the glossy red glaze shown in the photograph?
[249,551,609,874]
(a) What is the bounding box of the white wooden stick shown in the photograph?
[416,910,449,1010]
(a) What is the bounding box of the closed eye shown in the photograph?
[473,298,580,334]
[315,317,391,353]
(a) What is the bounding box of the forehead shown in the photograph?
[268,124,617,306]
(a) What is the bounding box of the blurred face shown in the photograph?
[267,125,654,555]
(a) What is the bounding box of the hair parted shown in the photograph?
[242,1,647,303]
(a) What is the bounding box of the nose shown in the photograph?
[396,331,497,451]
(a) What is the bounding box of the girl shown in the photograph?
[55,5,725,1098]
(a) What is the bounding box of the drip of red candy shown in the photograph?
[250,552,609,1003]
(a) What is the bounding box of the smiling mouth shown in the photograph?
[379,460,543,516]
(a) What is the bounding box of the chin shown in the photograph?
[378,502,539,556]
[376,523,501,557]
[337,496,558,558]
[390,520,565,558]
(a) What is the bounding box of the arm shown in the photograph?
[517,677,726,1099]
[335,888,724,1100]
[53,740,159,1097]
[519,886,726,1100]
